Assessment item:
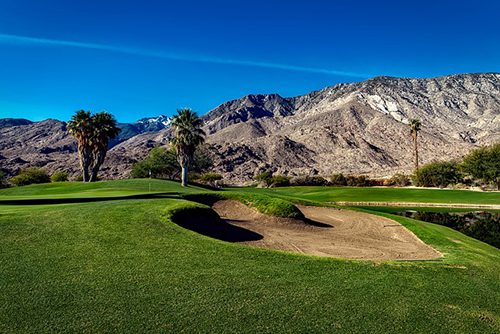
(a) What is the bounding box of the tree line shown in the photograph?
[1,110,498,189]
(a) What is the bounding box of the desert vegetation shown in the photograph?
[249,143,499,191]
[50,171,69,182]
[9,167,51,186]
[131,146,212,181]
[170,108,206,186]
[413,143,500,189]
[409,119,422,171]
[0,170,7,188]
[68,110,120,182]
[461,143,500,189]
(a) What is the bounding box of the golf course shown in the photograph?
[0,179,498,333]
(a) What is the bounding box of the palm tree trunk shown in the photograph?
[181,164,188,187]
[89,150,106,182]
[89,165,99,182]
[413,132,419,172]
[79,146,91,182]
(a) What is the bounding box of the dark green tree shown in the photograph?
[170,109,206,186]
[67,110,93,182]
[413,161,462,187]
[68,110,120,182]
[461,143,500,189]
[89,112,120,182]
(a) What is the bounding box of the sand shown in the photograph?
[210,200,442,261]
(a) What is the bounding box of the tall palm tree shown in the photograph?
[170,108,205,187]
[68,110,93,182]
[89,112,120,182]
[409,119,422,172]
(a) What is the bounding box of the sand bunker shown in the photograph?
[211,200,441,261]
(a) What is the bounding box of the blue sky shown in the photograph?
[0,0,499,122]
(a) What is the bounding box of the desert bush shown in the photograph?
[268,175,291,187]
[132,146,212,180]
[346,175,370,187]
[198,172,223,183]
[369,179,385,186]
[382,178,394,186]
[197,172,223,187]
[413,161,462,188]
[51,171,69,182]
[330,173,347,186]
[0,170,8,188]
[255,171,273,186]
[386,173,411,187]
[10,167,51,186]
[461,143,500,189]
[132,147,178,179]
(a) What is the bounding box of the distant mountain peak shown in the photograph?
[135,114,171,127]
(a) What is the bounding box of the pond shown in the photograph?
[395,210,499,248]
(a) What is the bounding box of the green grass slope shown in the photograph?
[235,186,500,205]
[0,180,499,333]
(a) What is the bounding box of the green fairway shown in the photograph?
[0,180,499,333]
[233,186,500,205]
[0,179,203,200]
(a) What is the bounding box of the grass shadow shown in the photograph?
[0,192,180,205]
[170,207,263,242]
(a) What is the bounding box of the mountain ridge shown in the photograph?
[1,73,499,183]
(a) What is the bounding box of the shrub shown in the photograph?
[131,147,178,179]
[255,171,273,186]
[268,175,291,187]
[386,173,411,187]
[413,161,462,188]
[330,173,347,186]
[346,175,370,187]
[10,167,51,186]
[368,179,385,186]
[290,175,329,186]
[198,172,223,183]
[132,146,212,180]
[461,143,500,189]
[0,170,8,188]
[51,171,69,182]
[198,173,223,187]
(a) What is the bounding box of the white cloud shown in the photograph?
[0,33,369,78]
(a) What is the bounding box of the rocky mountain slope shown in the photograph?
[1,73,499,183]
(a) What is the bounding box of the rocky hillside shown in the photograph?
[1,73,499,183]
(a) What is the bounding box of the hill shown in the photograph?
[1,73,499,182]
[0,180,499,333]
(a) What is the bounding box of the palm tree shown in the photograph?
[170,108,205,186]
[89,112,120,182]
[409,119,422,172]
[68,110,93,182]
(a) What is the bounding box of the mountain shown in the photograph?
[0,115,171,177]
[112,115,171,146]
[0,118,33,128]
[1,73,499,182]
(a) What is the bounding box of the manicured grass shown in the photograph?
[183,192,304,218]
[233,186,500,205]
[0,179,204,199]
[0,180,499,333]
